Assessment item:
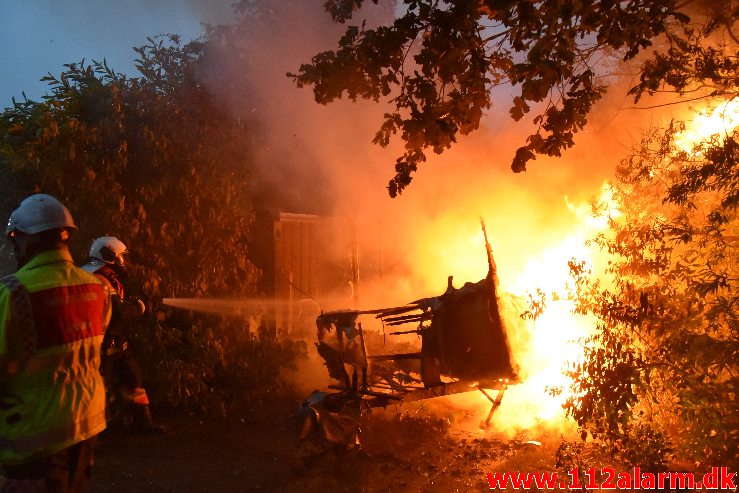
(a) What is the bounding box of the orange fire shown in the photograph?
[400,99,738,433]
[674,99,739,153]
[350,98,737,435]
[404,183,619,432]
[474,100,736,432]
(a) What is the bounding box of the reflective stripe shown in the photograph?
[3,338,102,376]
[0,409,106,456]
[0,251,109,465]
[130,387,150,406]
[0,275,36,368]
[22,345,102,375]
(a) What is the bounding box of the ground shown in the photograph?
[90,397,576,493]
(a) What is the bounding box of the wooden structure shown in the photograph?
[273,213,358,334]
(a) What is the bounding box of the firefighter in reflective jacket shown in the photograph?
[82,236,164,434]
[0,194,111,492]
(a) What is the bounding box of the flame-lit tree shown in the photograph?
[290,0,738,196]
[289,0,739,469]
[0,36,304,415]
[564,119,738,470]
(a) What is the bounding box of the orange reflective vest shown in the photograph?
[0,249,110,465]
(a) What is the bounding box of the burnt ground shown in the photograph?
[89,397,577,493]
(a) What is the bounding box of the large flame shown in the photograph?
[406,183,619,432]
[490,183,618,430]
[403,100,739,433]
[674,99,739,152]
[474,100,736,432]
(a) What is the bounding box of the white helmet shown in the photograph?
[82,236,128,273]
[6,194,77,237]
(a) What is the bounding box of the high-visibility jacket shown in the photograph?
[0,249,111,465]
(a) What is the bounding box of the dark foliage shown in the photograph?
[291,0,738,196]
[0,36,306,414]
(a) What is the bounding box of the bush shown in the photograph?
[0,36,305,416]
[564,123,738,470]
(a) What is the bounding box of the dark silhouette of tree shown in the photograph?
[291,0,738,196]
[0,36,304,415]
[1,37,257,298]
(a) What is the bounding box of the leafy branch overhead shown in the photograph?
[290,0,737,196]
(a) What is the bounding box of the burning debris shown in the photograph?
[299,222,520,446]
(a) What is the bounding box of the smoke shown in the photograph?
[197,1,675,287]
[200,0,397,215]
[197,0,696,434]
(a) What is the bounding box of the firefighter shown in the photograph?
[81,236,164,435]
[0,193,111,492]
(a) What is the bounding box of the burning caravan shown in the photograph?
[299,222,519,446]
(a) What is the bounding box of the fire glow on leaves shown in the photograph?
[405,100,737,434]
[674,100,739,154]
[506,101,737,431]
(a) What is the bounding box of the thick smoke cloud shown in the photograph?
[198,0,688,309]
[201,0,398,215]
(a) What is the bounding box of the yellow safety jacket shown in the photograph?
[0,249,110,465]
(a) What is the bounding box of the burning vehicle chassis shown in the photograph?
[299,223,519,446]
